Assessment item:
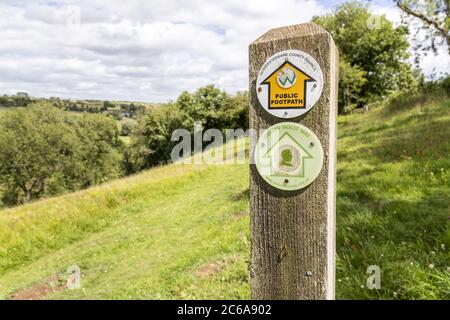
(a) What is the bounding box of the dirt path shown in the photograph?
[10,275,66,300]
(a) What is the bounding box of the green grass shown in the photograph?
[0,107,22,115]
[0,96,448,299]
[335,97,450,299]
[0,164,250,299]
[118,135,131,145]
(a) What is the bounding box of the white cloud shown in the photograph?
[370,2,450,76]
[0,0,447,102]
[0,0,327,101]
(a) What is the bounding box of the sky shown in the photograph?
[0,0,448,102]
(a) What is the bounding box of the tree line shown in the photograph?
[0,95,32,108]
[0,106,123,205]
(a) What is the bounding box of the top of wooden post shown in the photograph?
[251,22,332,45]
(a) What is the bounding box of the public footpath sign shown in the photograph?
[249,23,339,300]
[256,50,323,119]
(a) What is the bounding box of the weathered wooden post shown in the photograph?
[249,23,338,299]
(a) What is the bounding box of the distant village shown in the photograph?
[0,91,152,120]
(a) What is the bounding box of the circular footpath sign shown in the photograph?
[254,122,324,191]
[256,49,323,119]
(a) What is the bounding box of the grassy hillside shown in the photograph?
[336,96,449,299]
[0,96,448,299]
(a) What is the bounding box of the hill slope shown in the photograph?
[0,96,449,299]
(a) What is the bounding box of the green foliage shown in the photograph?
[314,2,417,111]
[74,114,123,186]
[118,103,146,118]
[119,118,138,136]
[176,85,248,131]
[50,98,146,119]
[127,86,248,171]
[386,75,450,112]
[103,100,115,110]
[339,60,368,113]
[420,75,450,96]
[229,91,249,130]
[126,104,192,172]
[0,106,122,205]
[0,95,32,108]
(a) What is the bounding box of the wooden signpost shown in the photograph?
[249,23,338,299]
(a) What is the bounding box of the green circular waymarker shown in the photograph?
[254,122,324,191]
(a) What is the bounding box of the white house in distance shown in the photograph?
[16,92,29,97]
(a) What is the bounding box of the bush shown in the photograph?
[119,118,138,136]
[126,104,192,172]
[0,95,32,108]
[419,75,450,97]
[441,76,450,95]
[127,85,249,172]
[0,106,122,205]
[176,85,248,131]
[385,76,450,112]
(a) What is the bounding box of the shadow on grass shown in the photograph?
[369,119,449,164]
[379,93,449,118]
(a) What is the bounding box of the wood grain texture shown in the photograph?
[249,22,338,300]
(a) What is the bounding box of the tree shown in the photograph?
[339,60,367,113]
[313,2,416,111]
[176,85,236,130]
[0,107,76,202]
[73,114,122,188]
[395,0,450,54]
[175,85,249,130]
[229,91,249,130]
[127,85,248,172]
[0,106,122,205]
[119,118,138,136]
[126,104,191,172]
[103,100,114,110]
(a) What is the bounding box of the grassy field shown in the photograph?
[335,96,449,299]
[0,106,22,114]
[0,96,448,299]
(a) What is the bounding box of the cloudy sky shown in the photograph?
[0,0,448,102]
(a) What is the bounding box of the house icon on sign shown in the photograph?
[264,132,313,177]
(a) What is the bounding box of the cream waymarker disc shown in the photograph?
[254,122,324,191]
[256,49,323,119]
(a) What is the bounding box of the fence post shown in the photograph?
[249,23,339,299]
